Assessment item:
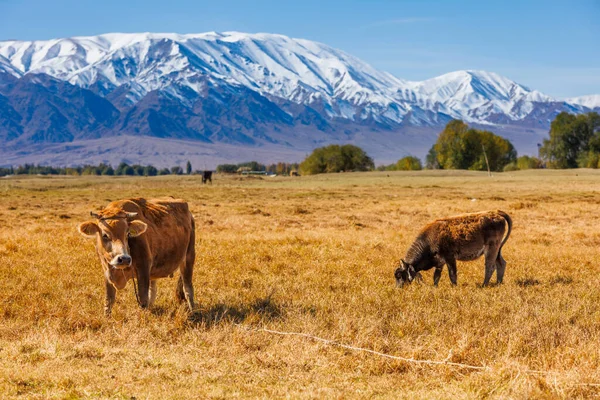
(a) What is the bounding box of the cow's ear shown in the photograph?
[128,220,147,237]
[78,221,100,238]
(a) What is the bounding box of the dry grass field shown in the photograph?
[1,170,600,399]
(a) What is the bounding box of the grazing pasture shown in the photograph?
[1,170,600,398]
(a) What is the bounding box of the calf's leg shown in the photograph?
[496,251,507,284]
[446,258,458,286]
[483,245,500,287]
[433,266,443,286]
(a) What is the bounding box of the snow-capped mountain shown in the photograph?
[1,32,595,126]
[0,31,597,166]
[0,32,409,122]
[566,95,600,110]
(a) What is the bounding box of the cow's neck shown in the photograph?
[103,262,132,290]
[405,238,430,271]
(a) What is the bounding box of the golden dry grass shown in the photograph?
[1,170,600,399]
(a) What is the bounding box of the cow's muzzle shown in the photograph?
[110,254,132,269]
[394,267,406,288]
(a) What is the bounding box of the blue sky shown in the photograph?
[0,0,598,98]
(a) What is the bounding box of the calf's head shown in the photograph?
[78,211,147,269]
[394,260,417,288]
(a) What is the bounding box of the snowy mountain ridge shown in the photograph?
[1,31,596,127]
[566,94,600,109]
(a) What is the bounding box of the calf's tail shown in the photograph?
[497,210,512,252]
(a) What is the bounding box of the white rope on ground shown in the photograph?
[239,325,600,387]
[243,325,487,371]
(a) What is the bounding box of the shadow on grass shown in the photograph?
[515,277,542,287]
[475,282,504,288]
[548,275,573,286]
[186,292,283,328]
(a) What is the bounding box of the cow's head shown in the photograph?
[78,211,147,269]
[394,259,417,288]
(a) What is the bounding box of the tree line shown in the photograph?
[423,112,600,171]
[297,123,520,174]
[2,112,597,177]
[216,161,300,175]
[297,112,600,174]
[0,161,199,177]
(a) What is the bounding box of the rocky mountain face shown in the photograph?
[0,32,598,166]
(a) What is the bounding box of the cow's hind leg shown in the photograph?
[496,251,507,284]
[149,280,158,307]
[175,275,186,302]
[483,245,500,287]
[180,261,195,312]
[179,227,196,312]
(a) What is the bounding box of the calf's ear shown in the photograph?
[78,221,100,237]
[399,259,408,270]
[129,220,148,237]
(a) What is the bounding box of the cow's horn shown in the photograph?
[90,211,101,219]
[126,212,138,219]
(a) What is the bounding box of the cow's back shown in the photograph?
[424,210,507,255]
[138,198,193,239]
[148,198,192,226]
[119,198,194,277]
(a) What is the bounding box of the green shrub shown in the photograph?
[299,145,374,175]
[395,156,422,171]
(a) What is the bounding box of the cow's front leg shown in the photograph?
[105,279,116,316]
[135,268,151,309]
[446,258,458,286]
[433,266,443,286]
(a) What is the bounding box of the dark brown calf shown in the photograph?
[395,210,512,287]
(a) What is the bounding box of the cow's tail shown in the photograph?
[189,212,196,254]
[497,210,512,254]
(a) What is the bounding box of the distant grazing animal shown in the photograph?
[395,210,512,287]
[290,171,299,177]
[202,171,213,184]
[78,198,196,316]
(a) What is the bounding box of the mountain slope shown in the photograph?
[1,32,595,129]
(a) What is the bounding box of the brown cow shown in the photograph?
[395,210,512,287]
[78,198,195,315]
